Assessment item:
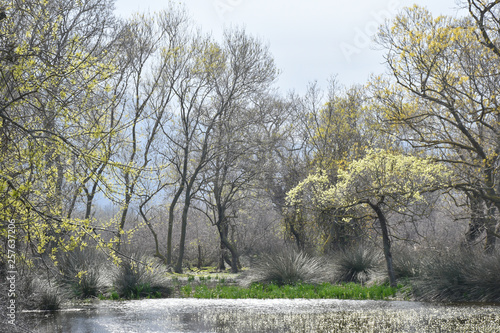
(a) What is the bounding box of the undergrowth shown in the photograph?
[111,255,171,299]
[182,282,400,300]
[241,249,332,286]
[412,248,500,303]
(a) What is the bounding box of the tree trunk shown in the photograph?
[116,189,131,251]
[484,202,497,254]
[166,185,183,265]
[466,193,485,244]
[370,202,397,288]
[197,243,203,269]
[174,195,190,273]
[286,211,304,250]
[218,223,239,273]
[140,202,168,266]
[218,242,226,271]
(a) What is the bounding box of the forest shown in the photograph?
[1,0,500,315]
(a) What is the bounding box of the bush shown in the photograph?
[334,246,381,284]
[38,291,61,311]
[412,248,500,303]
[56,247,104,299]
[392,245,421,280]
[112,256,171,299]
[24,278,63,311]
[240,249,331,286]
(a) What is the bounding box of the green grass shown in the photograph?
[187,282,400,300]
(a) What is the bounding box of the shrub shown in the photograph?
[467,252,500,302]
[392,245,421,280]
[24,278,63,311]
[412,248,500,303]
[241,249,331,286]
[38,291,61,311]
[112,256,171,299]
[334,246,381,284]
[56,247,103,299]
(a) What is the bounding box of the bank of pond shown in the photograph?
[8,260,500,333]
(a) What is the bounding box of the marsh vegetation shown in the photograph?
[26,298,500,333]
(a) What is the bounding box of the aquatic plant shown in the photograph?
[25,278,63,311]
[190,282,399,300]
[38,291,61,311]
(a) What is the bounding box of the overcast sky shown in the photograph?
[113,0,465,94]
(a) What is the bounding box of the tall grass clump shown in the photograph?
[25,278,63,311]
[412,247,500,303]
[0,258,62,311]
[56,248,103,299]
[334,246,381,284]
[38,291,61,311]
[112,256,171,299]
[241,249,331,286]
[392,245,421,280]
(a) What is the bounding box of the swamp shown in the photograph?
[2,0,500,332]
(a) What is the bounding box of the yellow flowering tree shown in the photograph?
[0,0,120,263]
[373,4,500,251]
[306,84,372,172]
[287,149,451,287]
[281,81,379,252]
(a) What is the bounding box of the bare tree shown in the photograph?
[112,8,187,250]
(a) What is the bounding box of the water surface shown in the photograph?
[25,298,500,332]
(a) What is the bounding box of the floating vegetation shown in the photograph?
[24,298,500,333]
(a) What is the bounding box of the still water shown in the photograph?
[25,298,500,333]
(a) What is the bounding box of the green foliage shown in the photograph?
[181,285,193,297]
[374,4,500,253]
[0,0,120,262]
[242,249,332,286]
[191,282,399,300]
[307,85,371,171]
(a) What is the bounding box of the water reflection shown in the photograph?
[24,298,500,333]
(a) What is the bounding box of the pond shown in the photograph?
[24,298,500,333]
